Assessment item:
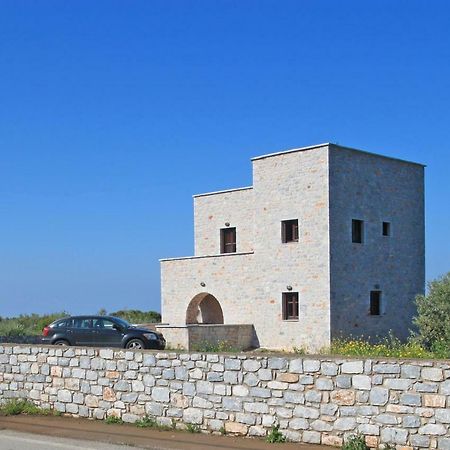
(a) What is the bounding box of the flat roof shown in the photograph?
[193,186,253,199]
[251,142,426,167]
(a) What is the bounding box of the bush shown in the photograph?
[0,312,68,337]
[414,272,450,353]
[105,415,124,424]
[110,309,161,324]
[135,415,157,428]
[327,334,432,359]
[0,399,56,416]
[266,424,286,443]
[341,434,369,450]
[191,340,238,353]
[186,423,201,433]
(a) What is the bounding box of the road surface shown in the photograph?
[0,415,324,450]
[0,429,144,450]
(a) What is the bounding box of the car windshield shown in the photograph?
[112,317,130,328]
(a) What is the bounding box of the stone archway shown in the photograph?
[186,293,224,325]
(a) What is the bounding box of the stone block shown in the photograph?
[321,362,338,376]
[302,431,321,443]
[400,393,421,406]
[410,434,430,448]
[289,359,303,374]
[224,422,248,435]
[293,405,319,419]
[369,387,389,406]
[353,375,371,390]
[419,424,447,435]
[243,360,260,372]
[334,417,357,431]
[151,387,170,402]
[277,373,299,383]
[303,360,320,372]
[438,438,450,450]
[401,364,421,379]
[422,368,444,381]
[183,407,203,424]
[435,408,450,424]
[380,428,408,445]
[336,375,352,388]
[331,389,356,406]
[373,364,400,374]
[358,424,380,435]
[423,394,446,408]
[341,361,364,374]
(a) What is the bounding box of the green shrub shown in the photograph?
[266,424,286,443]
[135,415,157,428]
[414,272,450,350]
[327,334,432,359]
[0,399,55,416]
[341,434,369,450]
[191,340,238,353]
[110,309,161,324]
[186,423,201,433]
[0,312,68,336]
[105,415,124,424]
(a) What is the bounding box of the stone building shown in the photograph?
[158,143,425,351]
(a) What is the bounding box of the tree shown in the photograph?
[414,272,450,348]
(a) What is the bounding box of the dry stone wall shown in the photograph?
[0,345,449,449]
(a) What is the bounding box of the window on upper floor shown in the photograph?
[370,290,381,316]
[352,219,364,243]
[220,227,236,253]
[281,219,299,243]
[382,221,391,236]
[282,292,299,320]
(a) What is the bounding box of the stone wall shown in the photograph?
[1,345,449,449]
[155,324,255,351]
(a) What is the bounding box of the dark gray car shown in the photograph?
[41,315,165,350]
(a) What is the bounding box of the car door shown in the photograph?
[93,318,124,347]
[71,317,96,346]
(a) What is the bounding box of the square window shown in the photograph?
[370,291,381,315]
[281,219,299,243]
[382,222,391,236]
[220,227,236,253]
[352,219,364,243]
[282,292,299,320]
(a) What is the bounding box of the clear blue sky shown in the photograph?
[1,1,449,317]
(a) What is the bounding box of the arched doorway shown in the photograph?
[186,293,224,324]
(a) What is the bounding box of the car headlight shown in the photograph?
[143,333,158,340]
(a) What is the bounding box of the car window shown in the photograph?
[54,319,71,328]
[73,318,93,329]
[93,319,117,329]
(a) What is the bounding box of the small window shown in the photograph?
[352,219,364,243]
[382,222,391,236]
[220,227,236,253]
[282,219,299,243]
[54,319,70,328]
[370,291,381,315]
[73,318,93,329]
[282,292,299,320]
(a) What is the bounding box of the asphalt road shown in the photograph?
[0,429,144,450]
[0,415,324,450]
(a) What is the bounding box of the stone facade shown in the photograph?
[1,345,450,449]
[160,143,425,350]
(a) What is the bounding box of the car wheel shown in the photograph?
[125,339,144,350]
[53,340,70,346]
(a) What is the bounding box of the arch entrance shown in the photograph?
[185,293,224,325]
